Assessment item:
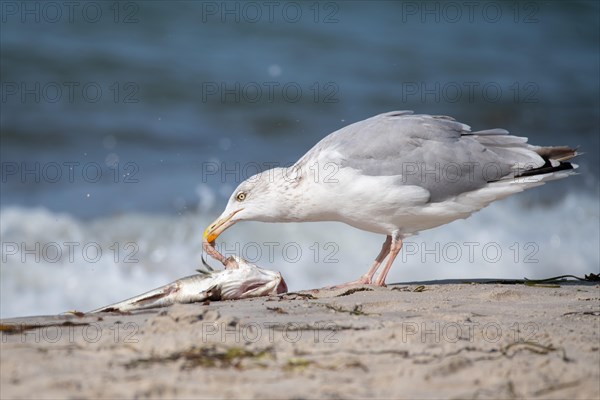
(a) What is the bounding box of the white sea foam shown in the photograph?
[1,191,598,318]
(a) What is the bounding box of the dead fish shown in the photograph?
[89,256,287,313]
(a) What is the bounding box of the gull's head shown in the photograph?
[203,167,295,243]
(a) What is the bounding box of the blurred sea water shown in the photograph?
[1,1,599,317]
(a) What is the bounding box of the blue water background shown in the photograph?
[1,1,599,317]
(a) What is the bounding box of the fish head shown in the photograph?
[217,256,287,300]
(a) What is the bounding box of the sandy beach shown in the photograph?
[1,280,599,399]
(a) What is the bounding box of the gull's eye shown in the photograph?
[236,192,246,202]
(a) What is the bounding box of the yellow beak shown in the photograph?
[202,209,243,243]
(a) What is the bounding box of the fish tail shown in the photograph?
[89,282,181,313]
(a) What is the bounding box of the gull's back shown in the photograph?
[296,111,577,203]
[292,111,578,234]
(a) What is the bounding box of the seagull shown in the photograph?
[203,111,578,287]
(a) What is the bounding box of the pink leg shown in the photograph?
[373,236,403,286]
[359,235,392,283]
[326,236,392,288]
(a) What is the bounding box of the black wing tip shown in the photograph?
[515,161,577,178]
[515,145,581,178]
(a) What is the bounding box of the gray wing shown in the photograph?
[297,111,546,202]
